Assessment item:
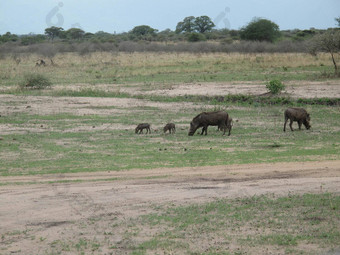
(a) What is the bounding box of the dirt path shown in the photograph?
[0,161,339,254]
[127,80,340,98]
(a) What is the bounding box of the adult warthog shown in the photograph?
[135,123,151,134]
[283,107,311,132]
[163,123,176,134]
[188,111,230,136]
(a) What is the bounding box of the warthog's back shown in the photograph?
[284,108,308,120]
[196,111,229,124]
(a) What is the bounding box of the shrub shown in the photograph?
[19,73,52,90]
[266,79,285,94]
[240,18,281,42]
[187,33,206,42]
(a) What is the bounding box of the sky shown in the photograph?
[0,0,339,35]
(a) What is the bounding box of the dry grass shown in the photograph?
[0,52,335,89]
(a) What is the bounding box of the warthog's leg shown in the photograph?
[298,121,302,130]
[200,127,205,135]
[283,117,288,132]
[204,125,209,135]
[219,122,227,136]
[200,126,208,135]
[289,119,294,131]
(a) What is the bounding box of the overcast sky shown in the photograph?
[0,0,339,35]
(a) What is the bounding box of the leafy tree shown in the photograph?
[44,26,64,41]
[176,16,196,33]
[21,34,46,45]
[66,28,85,40]
[0,32,19,43]
[176,16,215,34]
[131,25,157,36]
[194,16,215,33]
[311,30,340,75]
[336,16,340,27]
[240,18,281,42]
[158,29,176,41]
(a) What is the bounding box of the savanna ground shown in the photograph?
[0,52,340,255]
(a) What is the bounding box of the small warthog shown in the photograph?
[283,107,311,132]
[188,111,230,136]
[163,123,176,134]
[135,123,151,134]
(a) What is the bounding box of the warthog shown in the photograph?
[135,123,151,134]
[188,111,230,136]
[283,107,311,132]
[163,123,176,134]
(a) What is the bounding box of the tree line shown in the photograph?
[1,15,339,74]
[1,16,339,45]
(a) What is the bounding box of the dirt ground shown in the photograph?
[1,81,340,254]
[120,80,340,98]
[0,161,340,254]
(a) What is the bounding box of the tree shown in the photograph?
[66,28,85,40]
[194,16,215,33]
[176,16,215,34]
[336,16,340,27]
[311,30,340,75]
[44,26,64,41]
[0,32,19,43]
[176,16,196,33]
[131,25,157,36]
[240,18,281,42]
[21,34,46,45]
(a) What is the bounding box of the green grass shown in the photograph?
[0,103,339,176]
[26,193,339,254]
[128,193,340,254]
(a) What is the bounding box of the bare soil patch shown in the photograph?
[126,80,340,98]
[0,161,339,254]
[0,94,196,117]
[0,94,199,135]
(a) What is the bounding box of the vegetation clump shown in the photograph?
[240,18,281,42]
[266,79,285,94]
[19,73,52,90]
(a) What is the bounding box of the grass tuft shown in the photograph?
[19,73,52,90]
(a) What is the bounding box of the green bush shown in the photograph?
[266,79,285,94]
[187,32,206,42]
[19,73,52,90]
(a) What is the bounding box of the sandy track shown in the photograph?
[129,80,340,98]
[0,161,340,253]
